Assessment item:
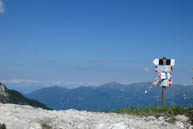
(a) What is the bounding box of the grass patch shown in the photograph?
[88,110,108,113]
[0,123,6,129]
[88,106,193,124]
[115,106,193,117]
[39,119,52,129]
[89,106,193,124]
[41,123,52,129]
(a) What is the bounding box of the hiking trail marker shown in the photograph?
[145,57,175,107]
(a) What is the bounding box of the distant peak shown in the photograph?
[101,81,122,87]
[108,81,120,85]
[49,85,63,89]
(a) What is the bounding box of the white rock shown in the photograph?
[0,103,189,129]
[175,115,189,122]
[95,123,129,129]
[175,121,184,128]
[158,116,165,121]
[148,116,156,121]
[188,125,193,129]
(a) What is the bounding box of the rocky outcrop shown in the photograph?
[0,82,50,109]
[0,82,9,102]
[0,82,8,96]
[0,103,192,129]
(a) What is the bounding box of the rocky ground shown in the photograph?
[0,103,193,129]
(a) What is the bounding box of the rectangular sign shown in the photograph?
[159,72,172,79]
[155,66,173,72]
[153,59,175,66]
[161,79,172,87]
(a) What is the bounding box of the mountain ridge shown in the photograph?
[0,82,51,110]
[26,82,193,111]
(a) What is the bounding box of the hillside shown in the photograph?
[0,82,50,110]
[26,82,193,111]
[0,103,192,129]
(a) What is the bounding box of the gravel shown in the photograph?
[0,103,192,129]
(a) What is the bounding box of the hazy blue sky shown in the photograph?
[0,0,193,87]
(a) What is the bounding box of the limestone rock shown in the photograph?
[175,121,184,129]
[0,103,190,129]
[175,115,189,122]
[0,82,9,97]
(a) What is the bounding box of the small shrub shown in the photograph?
[0,123,6,129]
[41,123,52,129]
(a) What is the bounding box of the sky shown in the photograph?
[0,0,193,88]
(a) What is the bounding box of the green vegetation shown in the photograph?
[7,89,51,110]
[116,106,193,117]
[88,110,108,113]
[41,123,52,129]
[39,119,53,129]
[89,106,193,124]
[0,123,6,129]
[115,106,193,124]
[0,82,51,110]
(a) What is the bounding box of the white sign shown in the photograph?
[153,58,175,66]
[153,58,159,65]
[171,59,175,66]
[155,66,174,72]
[161,79,172,87]
[158,72,172,80]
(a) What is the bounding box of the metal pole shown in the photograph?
[162,86,166,106]
[162,57,167,107]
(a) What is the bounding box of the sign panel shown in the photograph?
[155,65,174,72]
[158,72,172,80]
[153,58,175,66]
[153,58,159,65]
[161,79,172,87]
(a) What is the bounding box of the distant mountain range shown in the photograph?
[25,82,193,111]
[5,83,79,94]
[0,82,50,110]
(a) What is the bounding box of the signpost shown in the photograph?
[152,57,175,106]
